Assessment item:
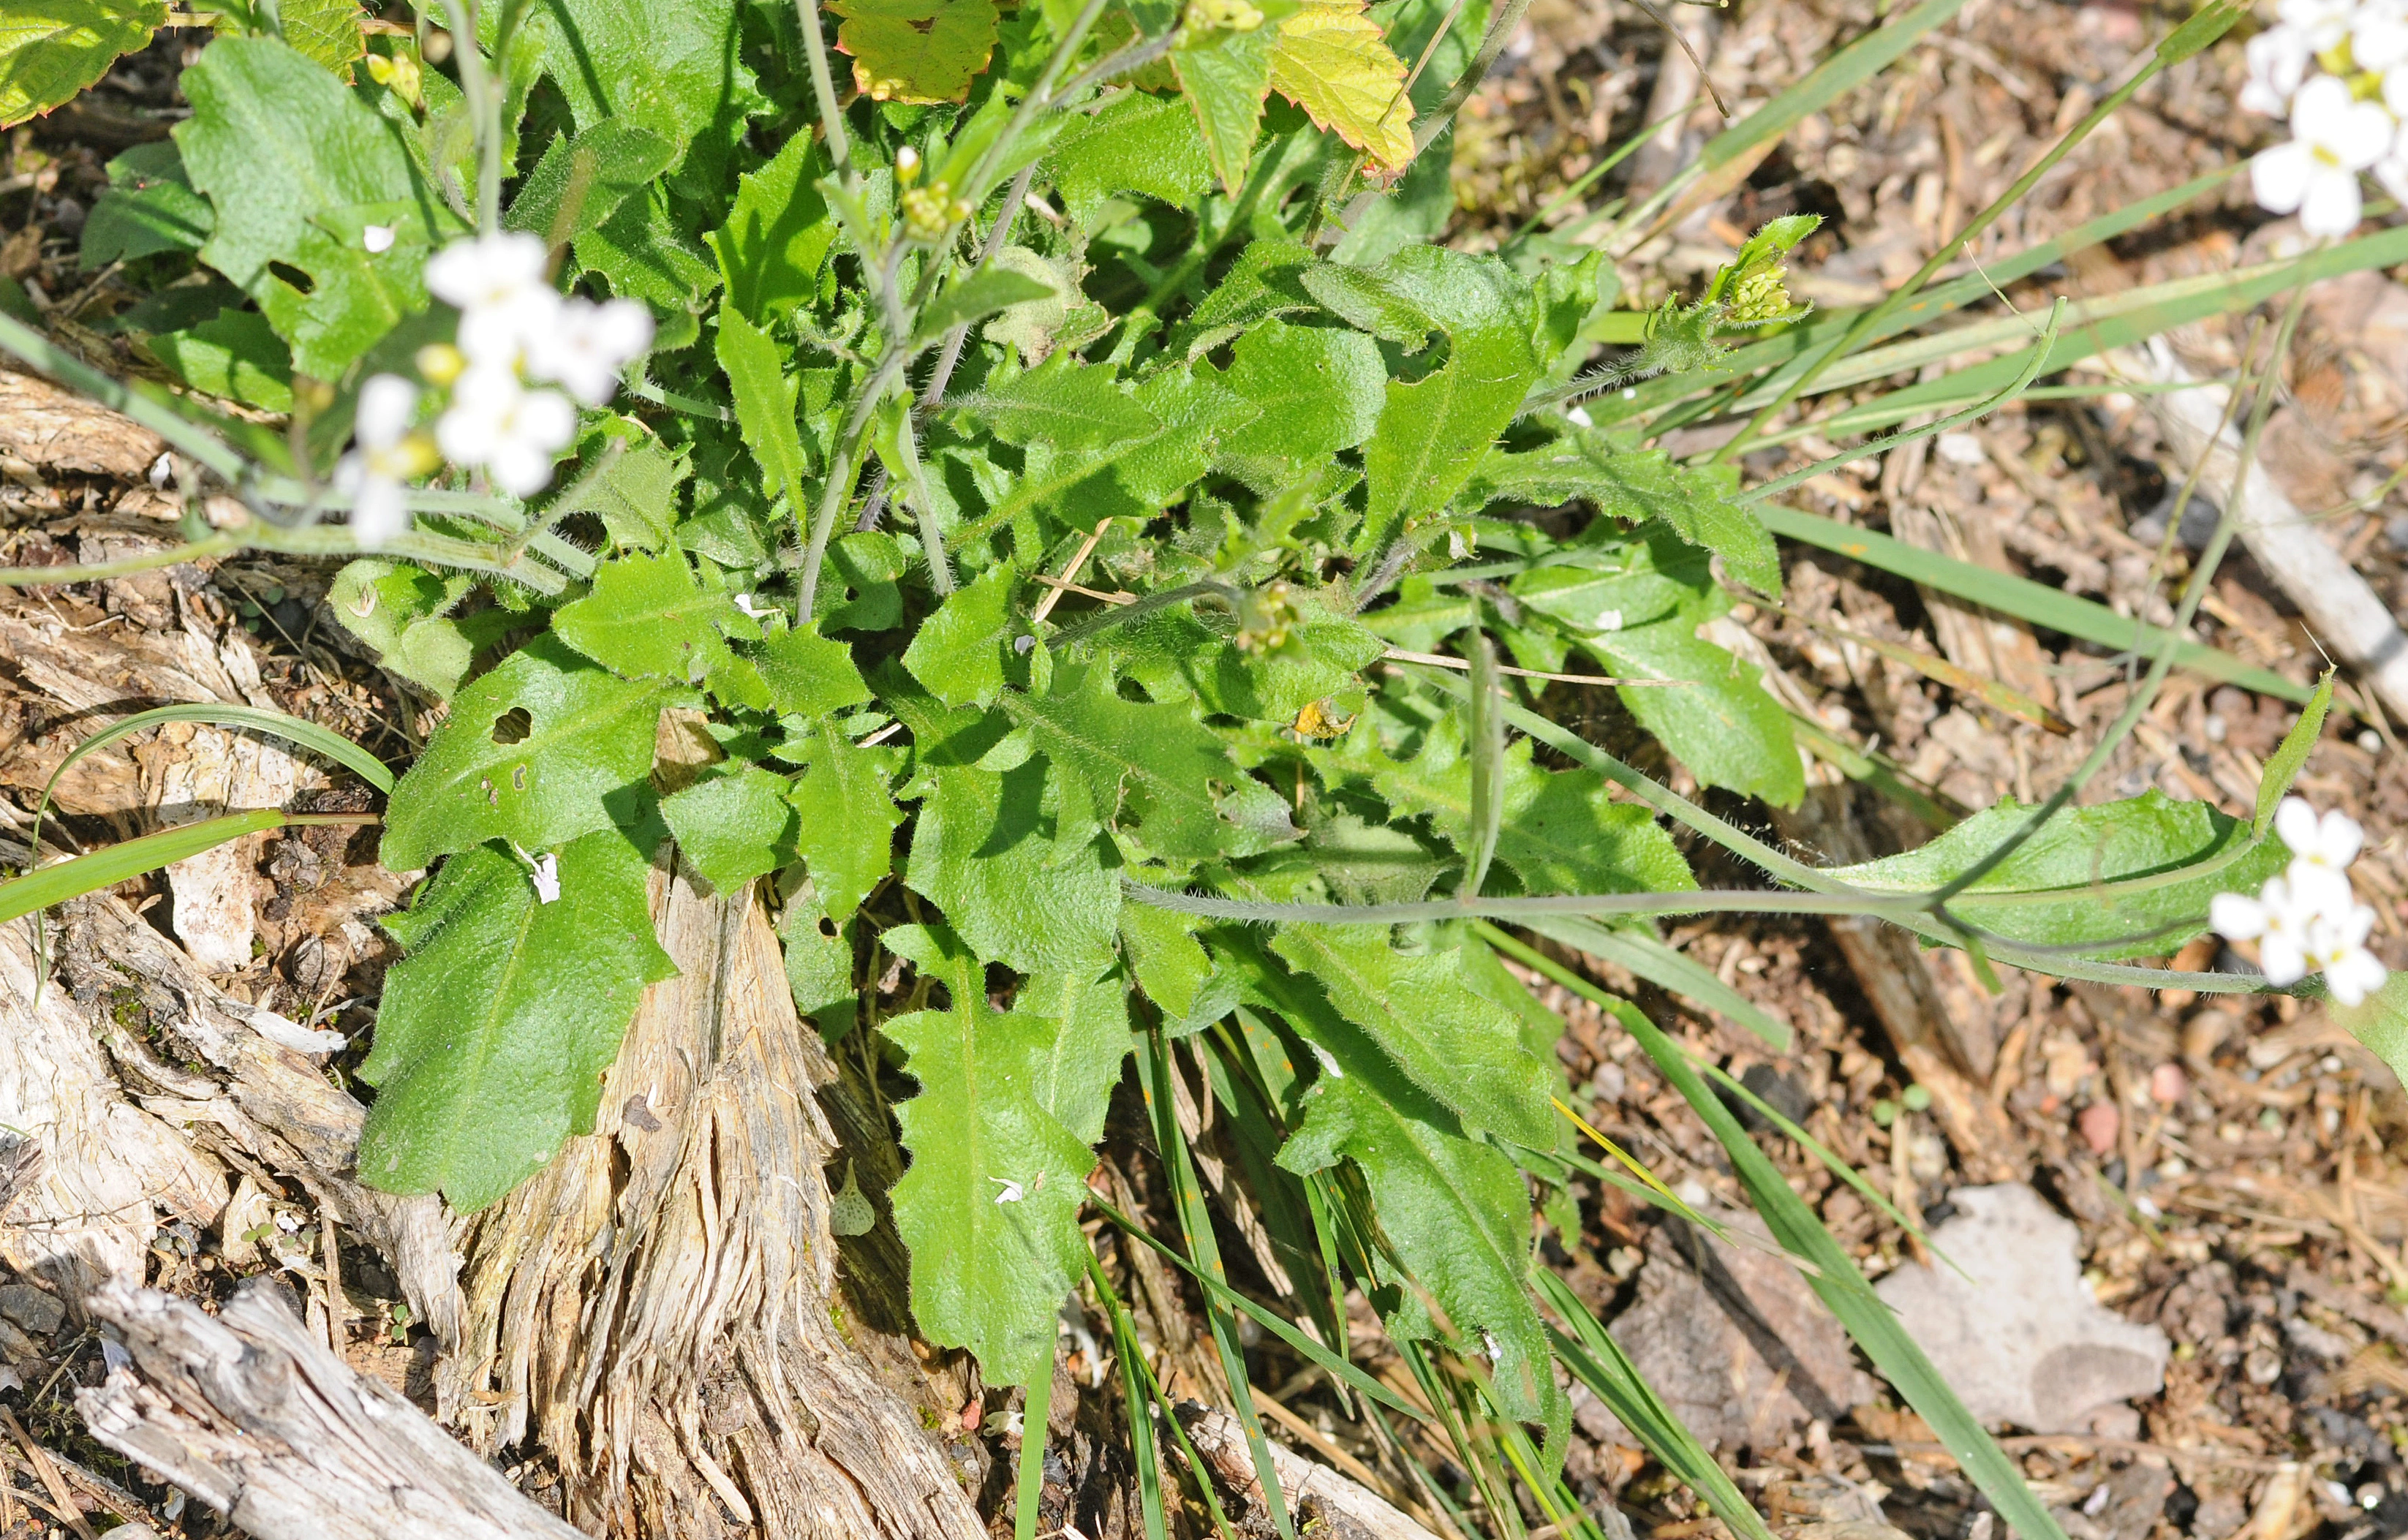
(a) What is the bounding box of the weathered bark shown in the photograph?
[443,864,984,1540]
[77,1277,585,1540]
[52,886,466,1360]
[0,908,226,1305]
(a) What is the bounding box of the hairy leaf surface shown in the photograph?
[1827,792,2288,957]
[381,635,672,871]
[176,37,458,377]
[555,550,758,682]
[1376,729,1696,898]
[883,923,1099,1384]
[1003,662,1297,862]
[755,624,874,720]
[793,724,902,924]
[1352,249,1541,552]
[361,831,676,1209]
[661,765,796,890]
[1276,1064,1556,1429]
[1269,924,1555,1146]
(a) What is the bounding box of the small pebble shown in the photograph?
[2077,1101,2120,1155]
[2149,1063,2188,1105]
[2359,730,2384,754]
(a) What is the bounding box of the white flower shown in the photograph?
[2305,903,2388,1005]
[989,1177,1026,1204]
[732,593,772,621]
[333,373,422,547]
[1566,404,1594,427]
[428,230,559,366]
[426,230,549,314]
[2279,0,2357,52]
[2358,0,2408,69]
[2252,75,2393,236]
[437,365,576,498]
[523,295,654,407]
[363,224,396,254]
[2241,24,2313,116]
[2276,795,2364,877]
[2213,799,2390,1001]
[2211,873,2324,985]
[2388,62,2408,117]
[530,852,560,905]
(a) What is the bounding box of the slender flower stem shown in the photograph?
[792,0,853,176]
[437,0,504,232]
[800,0,1116,609]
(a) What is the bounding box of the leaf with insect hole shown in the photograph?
[381,634,675,872]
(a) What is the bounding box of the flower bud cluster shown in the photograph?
[2211,797,2390,1005]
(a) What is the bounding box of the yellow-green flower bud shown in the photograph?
[1724,261,1794,325]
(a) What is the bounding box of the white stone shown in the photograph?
[1874,1183,2168,1432]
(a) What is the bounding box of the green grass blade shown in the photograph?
[1086,1248,1240,1540]
[2254,670,2333,836]
[1598,167,2237,431]
[1757,504,2309,702]
[1088,1249,1171,1540]
[1015,1367,1052,1540]
[1535,1269,1772,1540]
[1,810,289,925]
[1745,224,2408,415]
[1464,633,1505,903]
[42,703,396,800]
[1738,298,2066,503]
[22,703,393,902]
[1137,1027,1297,1539]
[1503,944,2070,1540]
[1097,1200,1432,1423]
[1526,916,1792,1049]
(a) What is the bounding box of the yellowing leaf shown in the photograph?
[1,1,165,128]
[276,0,366,79]
[828,0,998,104]
[1267,0,1411,174]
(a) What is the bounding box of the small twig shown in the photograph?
[1029,519,1118,624]
[0,1405,97,1540]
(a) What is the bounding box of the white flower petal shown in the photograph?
[363,223,396,254]
[2275,796,2320,854]
[2325,947,2388,1006]
[2260,932,2311,986]
[356,373,419,449]
[426,230,550,312]
[2298,165,2366,236]
[2253,140,2317,214]
[2211,890,2271,941]
[2315,807,2364,868]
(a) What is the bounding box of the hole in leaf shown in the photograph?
[818,916,838,939]
[267,260,314,295]
[491,707,532,744]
